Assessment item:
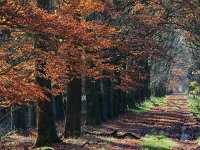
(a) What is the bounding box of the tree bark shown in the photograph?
[29,105,36,127]
[64,78,81,137]
[102,78,113,119]
[127,91,136,109]
[119,90,126,113]
[135,89,141,104]
[34,0,60,146]
[35,72,60,146]
[99,79,107,122]
[54,93,65,121]
[140,88,145,102]
[86,79,101,125]
[113,88,120,117]
[144,60,151,99]
[12,106,26,129]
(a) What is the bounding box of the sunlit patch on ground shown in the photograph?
[141,134,178,150]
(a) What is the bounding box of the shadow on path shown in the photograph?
[84,94,199,149]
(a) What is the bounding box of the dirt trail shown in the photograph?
[82,94,200,149]
[164,94,199,149]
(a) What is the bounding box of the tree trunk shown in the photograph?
[99,79,107,122]
[29,105,36,127]
[102,78,113,119]
[135,89,139,104]
[34,0,60,147]
[138,89,142,103]
[13,106,26,129]
[54,93,65,121]
[81,75,86,114]
[127,91,136,109]
[113,88,120,117]
[52,96,57,121]
[151,88,155,97]
[118,90,125,113]
[64,78,81,137]
[140,88,145,102]
[146,87,151,99]
[86,79,101,125]
[119,90,126,113]
[11,105,14,129]
[35,74,60,147]
[144,60,151,99]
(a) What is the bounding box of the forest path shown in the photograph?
[1,94,199,149]
[80,94,200,150]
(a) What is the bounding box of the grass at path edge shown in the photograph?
[129,97,167,113]
[141,134,178,150]
[188,96,200,118]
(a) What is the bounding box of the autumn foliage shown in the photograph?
[0,0,200,149]
[0,0,116,106]
[0,0,198,105]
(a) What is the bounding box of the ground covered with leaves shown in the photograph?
[0,95,199,150]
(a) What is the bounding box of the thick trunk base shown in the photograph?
[35,100,60,147]
[64,79,81,138]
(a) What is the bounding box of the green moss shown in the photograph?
[141,135,178,150]
[189,97,200,118]
[197,136,200,146]
[129,97,167,113]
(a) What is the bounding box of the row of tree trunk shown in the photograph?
[0,0,154,147]
[1,74,152,144]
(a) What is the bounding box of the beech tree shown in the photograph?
[0,0,116,145]
[1,0,200,148]
[34,0,60,146]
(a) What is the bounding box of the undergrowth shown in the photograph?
[129,97,167,113]
[197,136,200,146]
[141,134,178,150]
[189,96,200,118]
